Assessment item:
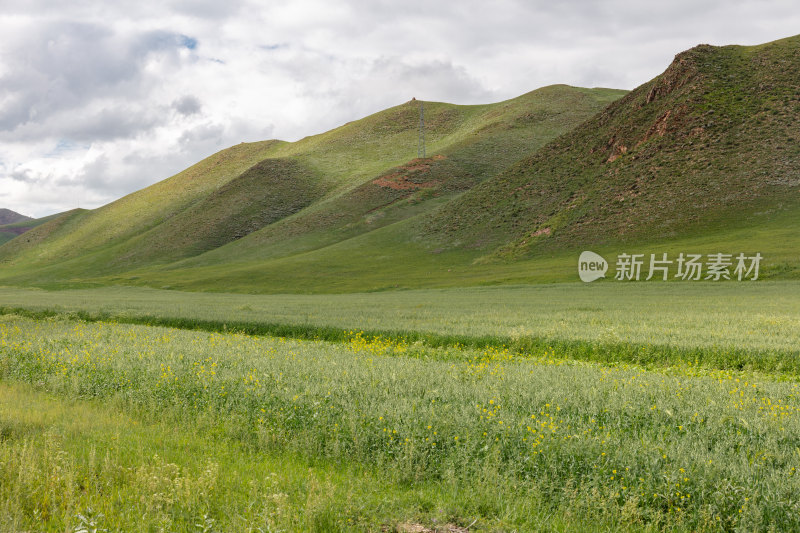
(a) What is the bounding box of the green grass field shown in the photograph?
[0,282,799,530]
[1,198,796,293]
[0,381,480,532]
[0,282,798,363]
[1,304,799,531]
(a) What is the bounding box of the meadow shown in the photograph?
[0,282,798,371]
[1,281,800,531]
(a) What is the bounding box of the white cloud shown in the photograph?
[1,0,799,217]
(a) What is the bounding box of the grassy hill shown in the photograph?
[98,35,800,294]
[1,35,798,293]
[0,142,283,267]
[424,35,800,259]
[0,85,623,287]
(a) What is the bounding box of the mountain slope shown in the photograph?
[117,35,800,293]
[0,142,284,268]
[3,35,797,293]
[424,35,800,258]
[167,85,624,269]
[0,85,623,284]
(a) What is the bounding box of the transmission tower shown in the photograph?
[417,100,426,158]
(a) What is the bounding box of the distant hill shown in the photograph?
[0,209,31,226]
[0,211,82,247]
[0,209,36,246]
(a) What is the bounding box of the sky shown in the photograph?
[1,1,799,218]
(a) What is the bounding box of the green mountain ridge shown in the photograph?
[0,85,623,287]
[0,35,798,293]
[425,35,800,260]
[169,85,623,269]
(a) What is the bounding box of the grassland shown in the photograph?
[115,199,800,293]
[3,379,526,533]
[0,196,796,293]
[0,280,799,380]
[1,311,799,531]
[1,281,798,532]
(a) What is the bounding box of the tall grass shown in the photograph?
[0,381,444,532]
[2,315,799,531]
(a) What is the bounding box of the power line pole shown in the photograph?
[418,100,426,158]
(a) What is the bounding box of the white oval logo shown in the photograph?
[578,251,607,282]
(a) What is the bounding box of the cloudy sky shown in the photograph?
[1,0,798,217]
